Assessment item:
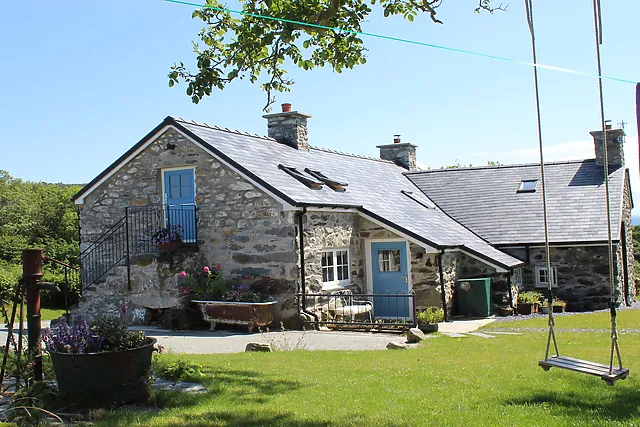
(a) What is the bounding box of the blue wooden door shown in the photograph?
[163,169,196,242]
[371,241,410,319]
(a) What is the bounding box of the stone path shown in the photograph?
[440,330,522,339]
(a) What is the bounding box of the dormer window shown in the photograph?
[304,168,348,192]
[517,179,538,193]
[278,165,323,189]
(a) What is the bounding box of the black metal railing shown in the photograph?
[79,204,198,291]
[80,217,128,291]
[43,257,80,322]
[126,205,198,254]
[297,291,416,329]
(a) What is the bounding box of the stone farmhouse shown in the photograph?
[71,104,635,325]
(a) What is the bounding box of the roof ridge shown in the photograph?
[174,117,275,142]
[405,158,595,175]
[309,145,394,164]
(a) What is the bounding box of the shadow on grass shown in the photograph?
[98,369,302,426]
[179,410,333,426]
[505,381,640,421]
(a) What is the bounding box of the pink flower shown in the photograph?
[180,271,187,277]
[183,289,189,295]
[203,266,210,273]
[216,264,222,270]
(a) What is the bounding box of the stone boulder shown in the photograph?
[386,341,409,350]
[245,342,274,352]
[406,328,426,344]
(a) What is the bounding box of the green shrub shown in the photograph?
[518,291,543,305]
[159,358,204,382]
[91,317,148,352]
[416,307,444,325]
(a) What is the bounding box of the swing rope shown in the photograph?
[523,0,559,360]
[591,0,624,374]
[527,0,624,378]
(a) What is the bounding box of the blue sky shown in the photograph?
[1,1,638,210]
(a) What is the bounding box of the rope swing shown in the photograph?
[527,0,629,385]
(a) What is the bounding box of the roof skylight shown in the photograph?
[517,179,538,193]
[401,190,436,210]
[278,165,323,190]
[304,168,348,192]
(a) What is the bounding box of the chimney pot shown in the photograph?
[605,120,612,130]
[393,134,401,144]
[263,106,312,150]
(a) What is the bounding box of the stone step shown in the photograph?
[466,332,495,339]
[441,332,467,338]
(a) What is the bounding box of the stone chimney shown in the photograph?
[590,121,625,167]
[263,103,311,150]
[377,135,418,170]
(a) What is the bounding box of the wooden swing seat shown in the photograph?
[539,355,629,385]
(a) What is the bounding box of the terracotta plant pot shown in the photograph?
[156,241,181,252]
[193,300,277,333]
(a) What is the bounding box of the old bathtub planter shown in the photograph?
[193,300,277,333]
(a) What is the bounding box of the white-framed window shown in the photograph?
[535,266,558,288]
[321,248,350,288]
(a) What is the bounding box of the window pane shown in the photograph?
[378,250,401,272]
[322,251,335,283]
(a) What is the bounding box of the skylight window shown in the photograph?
[401,190,436,210]
[304,168,348,192]
[278,165,323,190]
[517,179,538,193]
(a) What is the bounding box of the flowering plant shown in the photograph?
[178,266,273,303]
[177,264,225,300]
[42,320,104,354]
[151,225,183,245]
[42,317,148,354]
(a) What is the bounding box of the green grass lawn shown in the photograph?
[483,307,640,330]
[2,306,65,322]
[96,313,640,427]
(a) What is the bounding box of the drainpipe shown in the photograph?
[296,207,318,329]
[437,249,449,322]
[506,271,515,311]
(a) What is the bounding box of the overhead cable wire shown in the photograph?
[165,0,637,85]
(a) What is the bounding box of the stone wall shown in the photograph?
[75,128,299,323]
[503,245,619,310]
[301,212,364,292]
[621,176,636,304]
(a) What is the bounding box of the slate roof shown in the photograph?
[406,160,628,246]
[168,118,523,269]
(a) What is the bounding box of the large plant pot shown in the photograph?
[418,323,439,333]
[517,303,538,315]
[49,338,156,405]
[552,304,566,313]
[193,300,277,333]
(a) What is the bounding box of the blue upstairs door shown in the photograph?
[371,241,410,319]
[163,169,196,243]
